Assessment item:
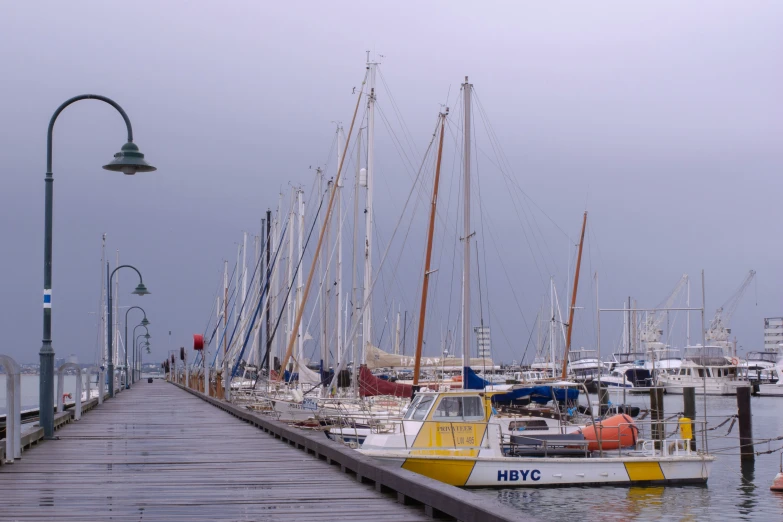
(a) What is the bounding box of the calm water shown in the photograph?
[0,374,92,414]
[476,393,783,521]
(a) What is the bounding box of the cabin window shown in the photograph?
[698,369,705,378]
[405,395,434,421]
[509,420,549,431]
[432,396,485,421]
[463,396,484,420]
[433,397,463,419]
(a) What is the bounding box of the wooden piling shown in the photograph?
[598,387,610,414]
[650,387,664,449]
[683,386,696,450]
[737,386,754,461]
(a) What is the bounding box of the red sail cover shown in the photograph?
[357,365,436,398]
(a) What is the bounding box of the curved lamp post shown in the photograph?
[139,337,151,374]
[40,95,155,438]
[125,308,149,387]
[108,264,150,397]
[133,327,150,384]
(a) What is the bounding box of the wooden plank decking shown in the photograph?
[0,380,430,521]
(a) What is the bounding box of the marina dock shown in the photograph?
[0,380,522,522]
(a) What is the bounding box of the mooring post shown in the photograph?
[598,387,610,415]
[683,386,696,450]
[737,386,754,461]
[650,387,663,449]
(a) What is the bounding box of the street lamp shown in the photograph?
[134,329,151,383]
[125,306,149,388]
[39,95,156,438]
[108,264,150,397]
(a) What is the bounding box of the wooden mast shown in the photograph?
[561,211,587,379]
[413,110,447,385]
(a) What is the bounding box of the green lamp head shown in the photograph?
[103,142,157,175]
[144,333,151,340]
[132,283,150,296]
[141,317,150,327]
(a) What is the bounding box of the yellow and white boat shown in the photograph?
[359,390,714,487]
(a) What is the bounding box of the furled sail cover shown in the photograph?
[358,365,416,398]
[365,344,495,370]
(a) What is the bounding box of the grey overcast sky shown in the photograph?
[1,1,781,366]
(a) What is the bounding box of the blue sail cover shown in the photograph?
[492,385,578,405]
[463,366,578,404]
[464,366,492,389]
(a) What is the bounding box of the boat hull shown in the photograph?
[660,380,748,396]
[758,383,783,396]
[362,453,712,487]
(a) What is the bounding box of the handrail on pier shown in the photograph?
[0,354,21,463]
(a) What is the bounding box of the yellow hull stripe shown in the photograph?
[402,458,476,486]
[624,461,665,481]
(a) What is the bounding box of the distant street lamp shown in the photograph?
[108,265,150,397]
[39,95,155,438]
[125,307,149,388]
[134,329,151,382]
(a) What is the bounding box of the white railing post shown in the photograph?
[98,370,105,404]
[57,366,65,413]
[0,354,21,461]
[74,368,82,421]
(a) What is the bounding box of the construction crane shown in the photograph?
[640,274,689,344]
[705,270,756,343]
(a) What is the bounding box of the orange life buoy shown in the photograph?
[731,357,740,366]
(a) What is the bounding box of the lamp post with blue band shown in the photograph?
[40,95,156,438]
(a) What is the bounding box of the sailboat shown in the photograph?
[358,77,714,487]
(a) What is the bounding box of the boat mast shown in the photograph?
[297,188,305,370]
[318,169,326,377]
[336,126,345,367]
[265,209,272,370]
[285,190,295,373]
[222,259,229,399]
[362,56,377,364]
[550,277,556,377]
[395,308,401,355]
[100,234,107,368]
[461,77,472,382]
[561,211,587,379]
[351,128,362,394]
[241,231,248,360]
[272,195,283,370]
[413,110,447,386]
[686,278,691,346]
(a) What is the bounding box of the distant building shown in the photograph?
[764,317,783,351]
[474,325,491,358]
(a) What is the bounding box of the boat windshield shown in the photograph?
[432,396,485,421]
[747,352,778,363]
[404,394,435,421]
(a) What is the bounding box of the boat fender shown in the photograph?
[772,472,783,492]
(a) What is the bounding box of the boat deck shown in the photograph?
[0,380,430,521]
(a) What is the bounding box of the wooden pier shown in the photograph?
[0,380,522,522]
